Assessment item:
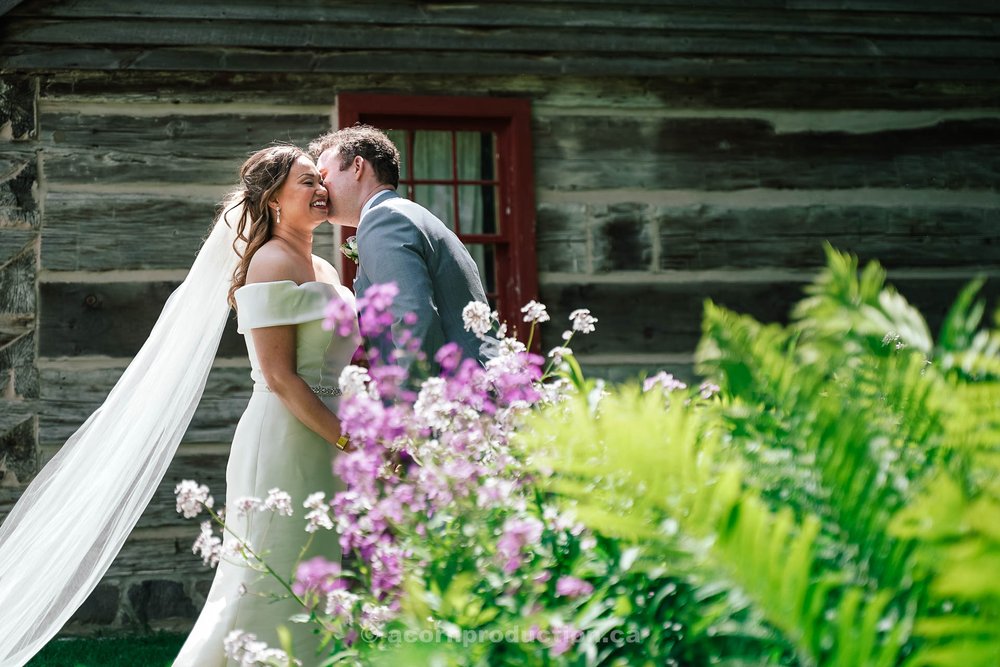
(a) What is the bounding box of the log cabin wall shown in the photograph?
[1,0,999,632]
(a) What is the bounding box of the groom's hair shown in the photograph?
[309,125,400,188]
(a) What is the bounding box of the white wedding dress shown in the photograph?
[174,279,357,667]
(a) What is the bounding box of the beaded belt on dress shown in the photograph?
[254,384,342,396]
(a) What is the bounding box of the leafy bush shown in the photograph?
[519,246,1000,666]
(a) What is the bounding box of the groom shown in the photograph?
[310,125,493,371]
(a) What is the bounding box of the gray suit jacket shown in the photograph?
[353,191,492,371]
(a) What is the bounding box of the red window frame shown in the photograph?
[336,93,538,337]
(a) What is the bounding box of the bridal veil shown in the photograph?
[0,196,245,666]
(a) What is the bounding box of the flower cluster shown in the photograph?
[175,480,213,518]
[223,630,299,667]
[181,284,607,662]
[302,285,603,655]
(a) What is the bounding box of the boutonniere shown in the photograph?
[340,235,359,264]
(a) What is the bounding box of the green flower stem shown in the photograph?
[205,506,308,608]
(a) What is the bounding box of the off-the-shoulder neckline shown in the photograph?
[236,279,339,291]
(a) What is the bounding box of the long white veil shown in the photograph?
[0,195,246,666]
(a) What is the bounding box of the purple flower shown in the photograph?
[370,365,409,402]
[357,283,399,339]
[551,624,582,656]
[293,556,347,603]
[370,543,406,600]
[358,282,399,312]
[497,517,544,574]
[434,343,464,374]
[555,575,594,598]
[323,298,360,339]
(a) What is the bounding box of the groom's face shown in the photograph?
[317,146,353,223]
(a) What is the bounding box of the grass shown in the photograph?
[27,633,185,667]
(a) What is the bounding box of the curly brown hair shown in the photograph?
[308,124,400,188]
[226,144,306,309]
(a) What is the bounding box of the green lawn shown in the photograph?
[27,633,185,667]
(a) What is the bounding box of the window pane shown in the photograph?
[412,130,453,180]
[385,129,409,181]
[458,184,499,235]
[413,183,454,231]
[456,132,496,181]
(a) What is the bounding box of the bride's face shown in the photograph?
[270,156,329,227]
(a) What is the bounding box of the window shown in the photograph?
[336,93,538,337]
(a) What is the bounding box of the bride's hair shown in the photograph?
[227,144,307,308]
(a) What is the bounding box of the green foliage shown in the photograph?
[522,247,999,666]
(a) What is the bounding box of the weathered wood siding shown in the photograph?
[1,0,999,633]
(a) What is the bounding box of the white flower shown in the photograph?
[223,630,300,666]
[304,492,327,509]
[175,480,214,518]
[548,346,572,364]
[413,377,452,431]
[304,492,333,533]
[232,496,262,517]
[520,300,550,324]
[192,520,222,567]
[587,379,608,415]
[497,337,527,358]
[569,308,598,334]
[698,381,721,399]
[643,371,687,394]
[325,588,361,619]
[360,602,396,638]
[263,488,294,516]
[540,377,573,405]
[462,301,493,337]
[338,365,371,397]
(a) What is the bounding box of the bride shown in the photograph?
[0,145,357,666]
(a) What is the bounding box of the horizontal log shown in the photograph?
[42,193,339,271]
[538,202,1000,273]
[41,193,218,271]
[787,0,1000,13]
[38,111,330,159]
[36,71,1000,111]
[581,360,697,385]
[108,536,216,579]
[0,453,227,540]
[535,203,590,273]
[9,1,1000,35]
[39,364,251,444]
[41,148,240,186]
[656,205,1000,271]
[534,115,1000,191]
[7,19,1000,60]
[37,267,343,357]
[539,275,1000,355]
[5,45,1000,81]
[38,281,245,357]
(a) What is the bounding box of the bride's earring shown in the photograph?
[275,205,281,225]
